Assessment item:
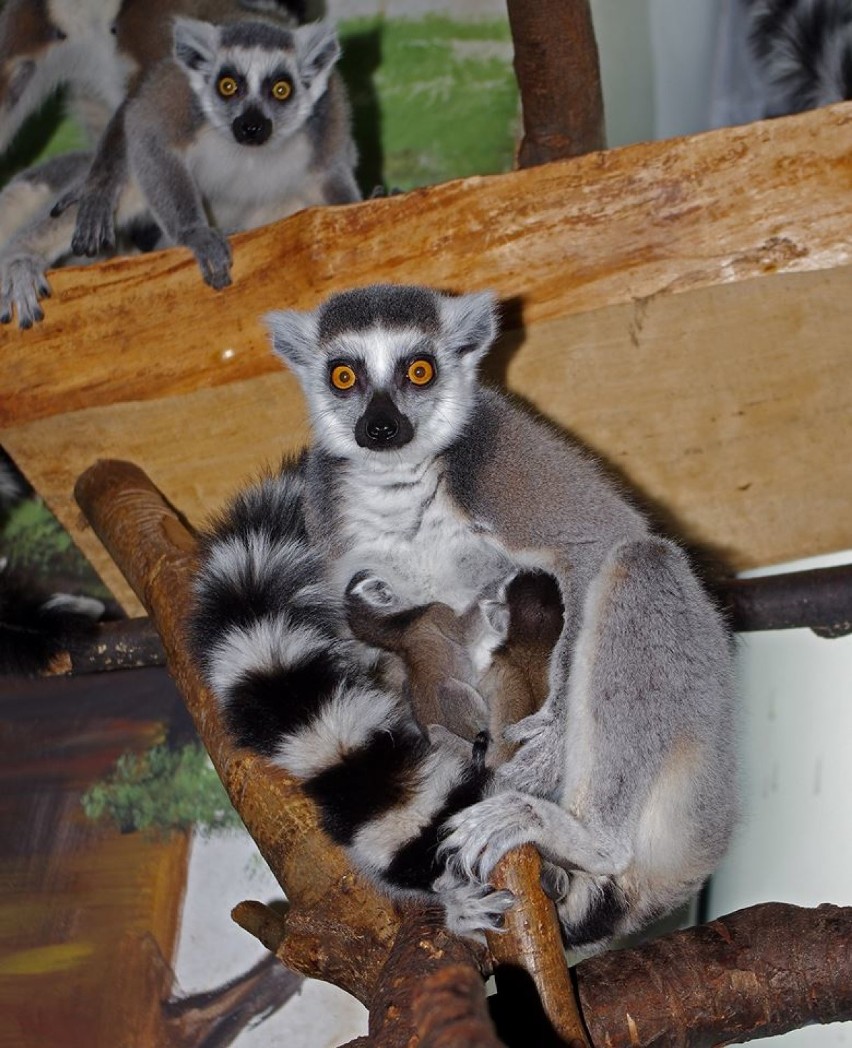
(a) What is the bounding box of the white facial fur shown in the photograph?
[266,288,498,470]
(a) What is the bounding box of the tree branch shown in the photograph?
[506,0,606,166]
[575,902,852,1047]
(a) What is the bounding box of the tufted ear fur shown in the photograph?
[265,308,320,375]
[173,17,221,74]
[437,290,499,365]
[294,20,340,103]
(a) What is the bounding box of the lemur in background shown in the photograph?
[189,284,738,951]
[0,0,305,157]
[0,452,104,675]
[0,16,359,327]
[747,0,852,113]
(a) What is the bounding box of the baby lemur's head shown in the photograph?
[173,16,341,148]
[266,284,498,466]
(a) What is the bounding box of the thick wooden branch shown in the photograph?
[575,903,852,1047]
[507,0,606,165]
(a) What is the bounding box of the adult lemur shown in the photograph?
[0,15,358,327]
[189,284,738,950]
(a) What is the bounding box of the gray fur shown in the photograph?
[265,283,738,947]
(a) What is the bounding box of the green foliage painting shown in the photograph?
[82,743,241,836]
[339,15,519,191]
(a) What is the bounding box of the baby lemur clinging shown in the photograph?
[347,569,564,769]
[0,14,358,327]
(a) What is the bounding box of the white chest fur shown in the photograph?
[332,459,516,611]
[187,129,319,233]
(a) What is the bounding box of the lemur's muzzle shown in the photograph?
[356,393,414,450]
[232,106,272,146]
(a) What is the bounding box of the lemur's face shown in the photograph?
[267,285,498,467]
[174,18,339,149]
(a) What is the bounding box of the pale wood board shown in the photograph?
[1,103,850,428]
[3,264,850,614]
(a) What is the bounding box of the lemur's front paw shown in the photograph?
[433,867,516,941]
[71,193,116,257]
[500,708,561,793]
[0,255,51,329]
[439,791,543,882]
[346,570,399,611]
[183,226,232,290]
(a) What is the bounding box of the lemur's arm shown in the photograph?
[50,102,130,257]
[124,84,232,290]
[0,153,91,328]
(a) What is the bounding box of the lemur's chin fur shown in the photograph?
[190,283,738,948]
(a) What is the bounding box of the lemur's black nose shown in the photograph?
[366,417,399,443]
[356,393,414,450]
[232,107,272,146]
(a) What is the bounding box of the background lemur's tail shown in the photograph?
[748,0,852,113]
[188,461,491,895]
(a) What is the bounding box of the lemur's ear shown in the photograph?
[438,291,498,363]
[294,21,340,101]
[266,309,319,374]
[173,17,220,73]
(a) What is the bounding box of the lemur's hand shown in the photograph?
[182,226,232,290]
[71,192,117,257]
[0,254,51,330]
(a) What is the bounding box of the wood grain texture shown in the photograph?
[1,103,850,428]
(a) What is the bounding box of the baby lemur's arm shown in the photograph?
[346,570,563,769]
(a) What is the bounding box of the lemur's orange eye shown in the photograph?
[406,359,435,386]
[331,364,357,391]
[218,76,238,98]
[271,79,292,101]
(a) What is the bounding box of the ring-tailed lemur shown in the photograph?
[0,0,305,158]
[189,284,738,950]
[0,16,359,327]
[747,0,852,114]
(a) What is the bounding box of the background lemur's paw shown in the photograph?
[433,868,516,940]
[0,255,51,329]
[182,227,232,290]
[346,570,399,610]
[71,193,117,257]
[440,791,546,881]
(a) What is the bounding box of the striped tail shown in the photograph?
[188,460,492,899]
[748,0,852,113]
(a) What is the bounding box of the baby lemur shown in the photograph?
[0,14,358,327]
[189,283,738,951]
[347,569,564,769]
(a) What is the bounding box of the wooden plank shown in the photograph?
[1,103,850,428]
[3,264,850,613]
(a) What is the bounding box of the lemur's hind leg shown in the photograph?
[443,537,736,946]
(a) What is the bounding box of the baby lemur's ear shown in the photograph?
[294,21,341,101]
[172,17,221,74]
[438,290,499,364]
[265,308,319,375]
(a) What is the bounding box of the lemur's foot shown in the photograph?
[433,866,516,941]
[346,570,399,611]
[182,226,232,290]
[0,255,51,329]
[71,193,117,256]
